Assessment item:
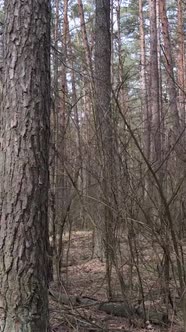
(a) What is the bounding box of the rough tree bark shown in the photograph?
[0,1,50,331]
[50,0,59,282]
[95,0,114,298]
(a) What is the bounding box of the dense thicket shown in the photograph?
[1,0,186,330]
[49,0,186,328]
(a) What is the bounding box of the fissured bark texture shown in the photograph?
[0,1,50,331]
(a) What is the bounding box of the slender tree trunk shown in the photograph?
[139,0,150,161]
[149,0,161,164]
[156,0,163,145]
[115,0,129,214]
[78,0,94,82]
[177,0,185,126]
[55,0,69,279]
[68,28,82,165]
[50,0,59,282]
[116,0,129,111]
[110,0,114,85]
[176,3,186,328]
[95,0,114,298]
[159,0,180,131]
[77,0,94,203]
[0,1,50,331]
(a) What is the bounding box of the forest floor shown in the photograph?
[49,231,184,332]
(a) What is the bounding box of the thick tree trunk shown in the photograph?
[0,1,50,331]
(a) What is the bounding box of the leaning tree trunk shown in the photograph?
[0,1,50,331]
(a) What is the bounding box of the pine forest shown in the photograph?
[0,0,186,331]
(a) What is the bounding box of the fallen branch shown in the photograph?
[49,288,169,326]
